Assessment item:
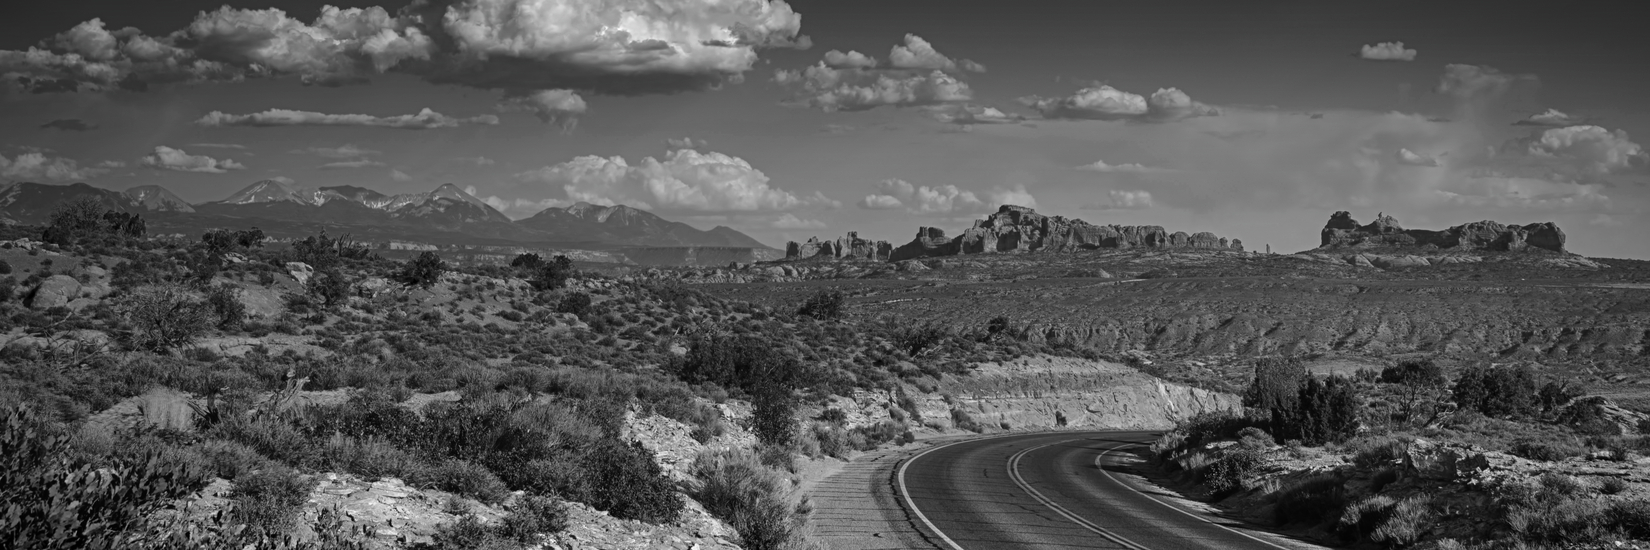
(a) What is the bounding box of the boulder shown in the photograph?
[28,275,81,309]
[1402,439,1491,481]
[237,285,285,318]
[286,262,315,286]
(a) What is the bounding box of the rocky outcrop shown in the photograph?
[891,205,1243,262]
[785,232,893,261]
[1319,211,1567,253]
[28,275,81,309]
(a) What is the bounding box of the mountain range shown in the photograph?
[0,180,772,250]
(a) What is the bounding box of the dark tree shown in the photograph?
[796,289,844,320]
[556,293,592,317]
[399,251,446,288]
[511,253,543,270]
[1271,376,1361,445]
[1244,357,1307,412]
[1380,360,1449,425]
[531,255,576,290]
[986,316,1012,340]
[1451,364,1540,419]
[308,270,353,308]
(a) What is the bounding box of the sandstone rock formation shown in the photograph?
[784,232,893,261]
[1319,211,1567,253]
[891,205,1243,262]
[29,275,81,309]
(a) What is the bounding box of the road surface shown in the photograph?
[895,431,1318,550]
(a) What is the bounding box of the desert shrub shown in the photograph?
[206,283,246,330]
[894,322,951,357]
[307,270,352,308]
[1600,477,1630,495]
[1272,475,1346,527]
[1339,494,1434,546]
[317,434,426,481]
[580,438,682,523]
[1380,359,1449,425]
[1510,438,1585,462]
[120,283,215,351]
[530,256,575,291]
[1451,364,1540,420]
[985,315,1011,340]
[227,466,317,536]
[1152,410,1261,460]
[399,252,446,288]
[555,292,591,317]
[415,459,510,505]
[689,449,795,550]
[0,259,11,274]
[209,414,316,467]
[1,404,206,549]
[510,253,542,270]
[1237,426,1274,450]
[1347,435,1412,470]
[1244,356,1306,412]
[951,408,982,433]
[750,381,797,447]
[1271,375,1361,446]
[289,231,370,271]
[796,289,844,320]
[1201,448,1262,495]
[496,495,570,544]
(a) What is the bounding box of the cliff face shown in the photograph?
[891,205,1244,262]
[1319,211,1567,253]
[784,232,892,261]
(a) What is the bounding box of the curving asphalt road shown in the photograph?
[895,431,1319,550]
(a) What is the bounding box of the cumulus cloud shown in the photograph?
[775,64,970,111]
[390,169,412,181]
[4,0,808,104]
[1435,64,1535,102]
[1077,159,1173,173]
[464,185,570,218]
[823,50,877,69]
[189,143,246,149]
[1081,190,1154,210]
[771,213,825,229]
[1359,41,1416,61]
[924,103,1024,125]
[139,146,246,173]
[319,159,387,169]
[666,137,711,150]
[887,34,985,73]
[514,148,832,212]
[1019,85,1217,122]
[856,179,1034,214]
[1513,109,1585,128]
[497,89,586,130]
[0,152,110,181]
[1396,148,1441,167]
[39,119,96,131]
[195,108,498,129]
[294,144,379,158]
[1522,125,1646,174]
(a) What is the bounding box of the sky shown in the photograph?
[2,0,1647,256]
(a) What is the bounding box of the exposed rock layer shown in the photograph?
[784,232,892,261]
[891,205,1244,262]
[1319,211,1567,253]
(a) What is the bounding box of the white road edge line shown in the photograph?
[1007,441,1150,550]
[1096,446,1294,550]
[896,436,1010,550]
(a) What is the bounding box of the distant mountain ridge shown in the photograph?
[0,180,774,251]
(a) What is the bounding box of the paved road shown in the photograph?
[897,431,1317,550]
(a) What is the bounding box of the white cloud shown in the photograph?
[294,144,379,158]
[1396,148,1440,167]
[665,137,710,150]
[1513,108,1582,127]
[194,108,499,129]
[925,103,1024,125]
[823,50,877,69]
[515,148,833,212]
[188,143,247,149]
[857,178,1033,214]
[4,1,808,102]
[771,213,825,229]
[887,34,985,73]
[455,156,494,166]
[497,89,586,130]
[465,185,570,218]
[1590,213,1624,227]
[318,159,387,169]
[1434,172,1609,209]
[1435,64,1535,101]
[1020,85,1217,122]
[138,146,246,173]
[1077,159,1173,173]
[1523,125,1645,174]
[1359,41,1416,61]
[390,169,412,181]
[0,152,110,182]
[1082,190,1154,210]
[775,64,971,111]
